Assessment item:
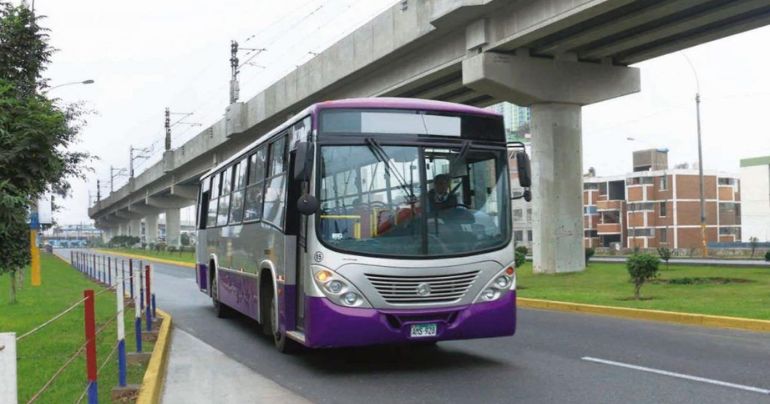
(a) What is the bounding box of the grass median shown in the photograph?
[106,247,195,265]
[516,261,770,320]
[0,253,154,403]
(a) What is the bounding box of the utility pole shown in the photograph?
[96,179,101,202]
[110,166,127,192]
[165,107,171,151]
[230,40,266,104]
[695,92,708,256]
[129,146,151,179]
[683,53,708,257]
[230,40,240,105]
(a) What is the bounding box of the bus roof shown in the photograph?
[202,98,501,179]
[315,97,499,117]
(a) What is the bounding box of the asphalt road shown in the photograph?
[59,249,770,404]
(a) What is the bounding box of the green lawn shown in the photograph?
[107,247,195,265]
[0,253,154,403]
[517,261,770,320]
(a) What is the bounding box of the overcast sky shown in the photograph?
[31,0,770,225]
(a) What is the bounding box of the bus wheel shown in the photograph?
[211,273,232,318]
[261,284,298,353]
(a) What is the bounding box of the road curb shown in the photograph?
[137,309,173,404]
[518,297,770,333]
[94,249,195,269]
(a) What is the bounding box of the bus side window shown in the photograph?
[198,177,211,229]
[207,174,220,227]
[244,147,266,222]
[217,166,234,226]
[229,160,247,224]
[263,135,287,228]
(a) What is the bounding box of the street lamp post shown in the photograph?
[682,53,708,257]
[46,79,94,92]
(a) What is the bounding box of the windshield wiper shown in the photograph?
[365,138,417,204]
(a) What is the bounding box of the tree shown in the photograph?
[0,3,92,303]
[749,237,759,257]
[0,183,30,303]
[656,247,672,270]
[626,253,660,300]
[180,232,190,246]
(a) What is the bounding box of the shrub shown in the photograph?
[584,247,595,265]
[626,253,660,300]
[656,247,672,270]
[515,245,528,256]
[167,246,177,253]
[765,251,770,262]
[181,232,191,246]
[749,237,759,257]
[514,250,526,268]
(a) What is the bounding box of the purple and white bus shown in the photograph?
[195,98,531,352]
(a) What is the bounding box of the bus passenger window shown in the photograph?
[244,148,266,222]
[217,166,233,226]
[263,136,287,227]
[229,161,246,224]
[207,174,220,227]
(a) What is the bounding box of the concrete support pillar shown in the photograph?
[165,208,181,247]
[531,103,584,273]
[145,214,158,244]
[129,219,141,238]
[462,51,640,273]
[118,222,125,236]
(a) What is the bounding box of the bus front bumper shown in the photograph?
[303,291,516,348]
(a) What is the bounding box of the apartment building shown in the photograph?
[584,150,741,249]
[740,155,770,241]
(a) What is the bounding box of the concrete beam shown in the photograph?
[170,184,198,201]
[145,195,193,210]
[462,51,640,106]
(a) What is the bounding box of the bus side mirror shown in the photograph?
[523,189,531,202]
[293,141,314,181]
[516,152,532,188]
[297,194,319,215]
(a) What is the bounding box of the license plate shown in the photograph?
[410,323,437,338]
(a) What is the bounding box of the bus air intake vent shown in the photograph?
[365,271,479,304]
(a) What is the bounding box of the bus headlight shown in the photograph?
[480,288,500,302]
[325,280,345,294]
[311,266,371,308]
[474,265,516,303]
[342,292,362,307]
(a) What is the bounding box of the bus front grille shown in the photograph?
[364,271,479,304]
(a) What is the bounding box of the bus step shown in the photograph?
[286,331,306,344]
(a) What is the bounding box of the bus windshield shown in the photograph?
[318,143,510,258]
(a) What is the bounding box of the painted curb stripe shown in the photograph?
[94,249,195,269]
[136,309,173,404]
[518,297,770,333]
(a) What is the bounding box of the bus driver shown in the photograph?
[428,174,458,211]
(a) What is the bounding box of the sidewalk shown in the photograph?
[162,329,311,404]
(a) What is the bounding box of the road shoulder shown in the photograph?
[162,328,311,404]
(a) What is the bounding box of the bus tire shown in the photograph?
[260,279,298,354]
[211,270,232,318]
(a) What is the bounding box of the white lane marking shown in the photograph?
[582,356,770,395]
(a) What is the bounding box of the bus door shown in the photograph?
[286,118,312,331]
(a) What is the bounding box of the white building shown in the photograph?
[740,155,770,242]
